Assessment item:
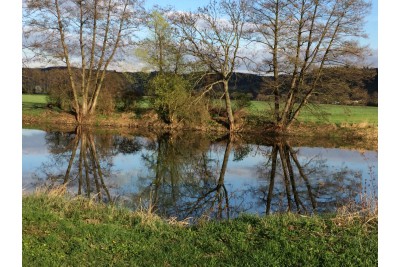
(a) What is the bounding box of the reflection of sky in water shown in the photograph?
[297,147,377,171]
[210,145,377,190]
[22,129,378,187]
[22,129,378,215]
[22,129,50,188]
[111,152,150,194]
[296,147,377,194]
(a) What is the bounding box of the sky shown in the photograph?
[364,0,378,65]
[21,0,379,69]
[365,0,378,50]
[144,0,378,66]
[145,0,211,12]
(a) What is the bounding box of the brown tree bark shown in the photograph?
[223,80,235,132]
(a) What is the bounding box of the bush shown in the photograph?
[148,74,210,125]
[183,97,211,126]
[47,85,73,111]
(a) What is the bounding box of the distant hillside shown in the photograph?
[22,67,378,106]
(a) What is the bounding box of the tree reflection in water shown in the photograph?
[135,135,362,219]
[254,138,362,215]
[30,129,367,220]
[35,126,131,203]
[261,140,318,214]
[132,132,230,220]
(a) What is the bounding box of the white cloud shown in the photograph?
[366,48,378,67]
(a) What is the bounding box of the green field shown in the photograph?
[23,193,377,266]
[22,94,378,125]
[22,94,48,115]
[22,94,48,104]
[247,101,378,124]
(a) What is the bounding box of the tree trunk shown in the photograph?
[216,138,232,219]
[223,79,235,132]
[76,104,92,124]
[266,144,278,214]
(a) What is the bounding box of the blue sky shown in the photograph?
[20,0,379,69]
[365,0,378,50]
[145,0,211,12]
[145,0,378,51]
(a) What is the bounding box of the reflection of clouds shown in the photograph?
[227,167,252,176]
[23,146,49,155]
[22,127,378,217]
[22,130,50,175]
[113,170,141,186]
[22,129,46,136]
[113,151,152,171]
[22,130,49,155]
[22,171,36,182]
[226,166,257,180]
[296,147,377,167]
[22,154,48,169]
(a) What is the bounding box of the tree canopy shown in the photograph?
[23,0,372,131]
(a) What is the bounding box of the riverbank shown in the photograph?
[22,107,378,150]
[23,191,377,266]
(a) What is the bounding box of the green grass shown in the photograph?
[298,104,378,124]
[247,101,377,124]
[22,94,48,115]
[22,94,48,104]
[23,193,378,266]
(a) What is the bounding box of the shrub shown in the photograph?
[148,74,210,125]
[47,84,73,111]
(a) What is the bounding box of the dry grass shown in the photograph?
[332,192,378,230]
[354,121,375,128]
[24,184,69,198]
[25,185,193,228]
[30,183,379,228]
[165,216,191,227]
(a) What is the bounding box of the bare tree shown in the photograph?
[172,0,250,132]
[23,0,144,123]
[249,0,290,124]
[250,0,371,131]
[135,10,187,74]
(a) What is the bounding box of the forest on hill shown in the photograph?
[23,66,378,108]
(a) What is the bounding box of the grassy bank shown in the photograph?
[23,94,378,124]
[22,94,378,150]
[23,192,378,266]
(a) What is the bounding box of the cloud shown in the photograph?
[366,49,378,67]
[109,58,151,72]
[22,130,48,155]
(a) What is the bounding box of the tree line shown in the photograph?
[23,0,373,132]
[22,66,378,106]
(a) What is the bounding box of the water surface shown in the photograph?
[22,127,377,221]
